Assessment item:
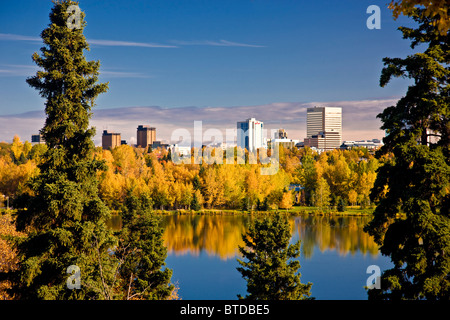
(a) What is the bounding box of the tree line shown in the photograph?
[0,136,381,214]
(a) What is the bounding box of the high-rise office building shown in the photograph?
[237,118,264,152]
[305,106,342,150]
[102,130,121,149]
[136,125,156,148]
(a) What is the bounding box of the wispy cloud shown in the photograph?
[0,33,41,42]
[87,38,177,48]
[0,64,39,77]
[0,33,264,49]
[169,39,265,47]
[0,64,149,79]
[0,33,176,48]
[100,70,151,78]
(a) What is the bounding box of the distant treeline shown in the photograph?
[0,135,381,212]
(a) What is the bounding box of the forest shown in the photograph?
[0,134,381,214]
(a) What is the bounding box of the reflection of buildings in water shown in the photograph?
[161,214,380,260]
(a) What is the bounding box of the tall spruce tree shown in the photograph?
[237,214,312,300]
[115,191,173,300]
[364,8,450,300]
[8,0,116,299]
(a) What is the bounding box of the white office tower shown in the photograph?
[306,106,342,150]
[237,118,264,152]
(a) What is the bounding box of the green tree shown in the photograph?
[297,151,318,206]
[237,214,312,300]
[28,143,48,163]
[337,197,347,212]
[256,197,269,211]
[4,0,115,299]
[191,191,201,211]
[192,175,201,191]
[115,191,173,300]
[261,197,269,211]
[365,8,450,300]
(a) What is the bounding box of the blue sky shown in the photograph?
[0,0,419,143]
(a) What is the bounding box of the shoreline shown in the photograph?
[151,206,375,217]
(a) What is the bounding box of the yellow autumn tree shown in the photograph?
[279,192,294,210]
[10,135,23,161]
[202,166,225,208]
[0,212,26,299]
[348,189,358,207]
[111,144,139,178]
[389,0,450,34]
[0,155,37,198]
[217,164,245,209]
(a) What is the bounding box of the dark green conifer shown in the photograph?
[237,213,312,300]
[191,192,201,211]
[8,0,114,299]
[5,0,175,300]
[365,8,450,300]
[115,191,173,300]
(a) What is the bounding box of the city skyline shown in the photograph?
[0,99,396,147]
[0,1,419,144]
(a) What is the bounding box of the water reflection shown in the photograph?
[293,215,380,258]
[160,214,249,260]
[159,214,380,260]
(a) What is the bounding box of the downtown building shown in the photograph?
[102,130,122,149]
[267,129,299,150]
[237,118,265,152]
[31,134,45,145]
[136,125,156,148]
[304,106,342,151]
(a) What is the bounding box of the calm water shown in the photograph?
[159,214,393,300]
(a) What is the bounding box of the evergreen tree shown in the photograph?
[6,0,115,299]
[261,197,269,211]
[192,175,201,191]
[241,197,251,212]
[115,192,173,300]
[256,198,262,211]
[237,214,312,300]
[365,8,450,300]
[190,191,201,211]
[337,197,346,212]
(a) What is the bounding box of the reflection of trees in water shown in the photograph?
[295,216,380,259]
[160,214,380,260]
[161,215,251,260]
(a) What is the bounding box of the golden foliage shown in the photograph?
[162,215,249,260]
[279,192,294,210]
[389,0,450,35]
[0,153,37,197]
[161,214,380,261]
[0,212,26,300]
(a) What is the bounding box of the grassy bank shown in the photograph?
[152,205,374,216]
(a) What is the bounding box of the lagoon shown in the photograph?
[159,214,393,300]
